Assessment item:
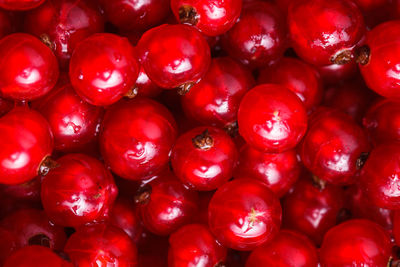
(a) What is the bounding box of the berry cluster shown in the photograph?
[0,0,399,266]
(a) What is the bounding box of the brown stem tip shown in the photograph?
[311,174,327,190]
[40,34,54,50]
[192,129,214,150]
[38,156,60,176]
[330,49,354,65]
[177,82,195,95]
[125,86,138,99]
[356,45,370,65]
[356,152,369,170]
[388,257,400,267]
[224,121,239,137]
[134,185,152,205]
[178,5,199,25]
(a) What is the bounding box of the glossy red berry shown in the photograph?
[300,108,370,185]
[24,0,104,68]
[100,98,177,180]
[358,20,400,98]
[221,1,287,68]
[4,245,72,267]
[171,126,238,191]
[238,84,308,153]
[101,0,170,31]
[33,83,103,152]
[363,98,400,146]
[258,57,323,111]
[0,0,44,10]
[319,219,392,267]
[0,107,53,185]
[135,172,199,235]
[41,153,118,227]
[360,143,400,209]
[246,230,318,267]
[0,33,59,100]
[69,33,139,106]
[235,145,300,197]
[133,66,163,98]
[208,179,282,251]
[282,176,346,245]
[181,57,254,129]
[288,0,365,66]
[65,224,137,266]
[317,61,358,85]
[168,224,227,267]
[138,24,211,90]
[171,0,242,36]
[0,209,66,250]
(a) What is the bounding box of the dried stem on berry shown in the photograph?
[214,262,227,267]
[125,86,138,99]
[311,174,326,190]
[177,82,195,95]
[134,185,152,205]
[389,257,400,267]
[356,152,369,170]
[224,121,238,137]
[192,129,214,150]
[38,156,60,176]
[178,5,199,25]
[39,34,54,50]
[330,49,353,65]
[356,45,370,65]
[28,234,51,247]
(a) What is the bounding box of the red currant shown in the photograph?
[0,0,44,10]
[317,61,358,85]
[133,66,163,98]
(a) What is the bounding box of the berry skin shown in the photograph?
[0,107,53,185]
[221,1,287,68]
[235,145,300,197]
[363,98,400,146]
[168,224,227,267]
[101,0,170,31]
[319,219,392,267]
[208,179,282,251]
[133,66,163,98]
[69,33,139,106]
[300,108,370,185]
[238,84,308,153]
[171,126,238,191]
[258,57,323,111]
[33,83,103,152]
[360,143,400,209]
[100,98,177,181]
[0,0,44,10]
[282,176,346,246]
[65,224,138,267]
[0,33,59,101]
[4,245,72,267]
[137,24,211,91]
[317,61,358,85]
[171,0,242,36]
[181,57,254,129]
[246,230,319,267]
[358,20,400,98]
[135,172,199,235]
[0,176,41,202]
[0,97,13,117]
[393,211,400,246]
[0,10,15,39]
[41,153,118,227]
[0,209,66,250]
[24,0,104,68]
[288,0,365,66]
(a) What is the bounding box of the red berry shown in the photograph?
[4,245,71,267]
[101,0,170,31]
[33,83,103,152]
[168,224,227,267]
[171,126,238,191]
[171,0,242,36]
[235,145,300,197]
[317,61,358,85]
[0,209,66,251]
[0,107,53,185]
[138,24,211,90]
[133,66,163,98]
[238,84,308,153]
[208,179,282,251]
[69,33,139,106]
[319,219,392,267]
[0,33,59,101]
[258,57,323,111]
[282,176,346,245]
[0,0,44,10]
[360,143,400,209]
[358,20,400,98]
[65,224,137,266]
[41,153,118,227]
[246,230,319,267]
[0,176,41,202]
[221,1,287,68]
[300,108,370,185]
[0,228,18,265]
[393,211,400,246]
[135,172,199,235]
[363,98,400,146]
[181,57,254,129]
[100,98,177,181]
[288,0,365,66]
[24,0,104,68]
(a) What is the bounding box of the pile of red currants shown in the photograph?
[0,0,400,266]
